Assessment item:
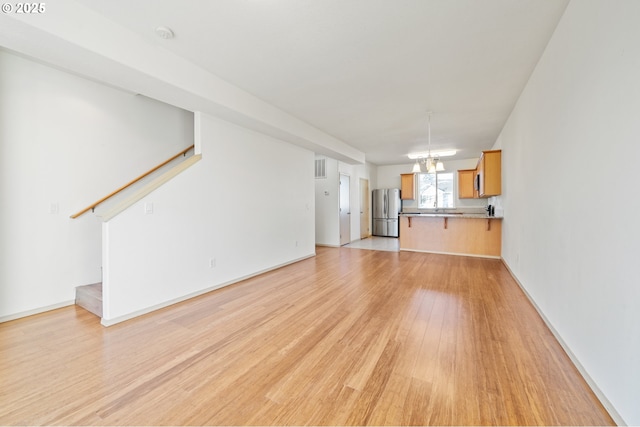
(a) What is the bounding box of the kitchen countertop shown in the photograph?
[400,212,503,219]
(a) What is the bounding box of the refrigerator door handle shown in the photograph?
[384,192,387,217]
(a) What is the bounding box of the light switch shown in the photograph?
[144,202,154,214]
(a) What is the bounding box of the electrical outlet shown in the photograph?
[209,258,216,268]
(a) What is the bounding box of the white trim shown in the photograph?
[194,112,202,155]
[102,221,111,319]
[500,258,626,426]
[0,300,75,324]
[399,247,501,259]
[99,154,202,222]
[101,252,316,327]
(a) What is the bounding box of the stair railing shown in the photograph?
[70,144,195,219]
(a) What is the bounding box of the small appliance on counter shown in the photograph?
[372,188,401,237]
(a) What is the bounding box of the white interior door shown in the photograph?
[339,174,350,246]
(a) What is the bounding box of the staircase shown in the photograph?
[75,283,102,318]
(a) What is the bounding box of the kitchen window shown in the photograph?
[417,172,454,209]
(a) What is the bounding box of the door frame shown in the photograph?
[359,178,370,239]
[339,173,351,246]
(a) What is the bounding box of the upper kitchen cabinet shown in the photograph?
[477,150,502,197]
[400,173,416,200]
[458,169,478,199]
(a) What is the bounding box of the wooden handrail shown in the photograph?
[70,144,195,218]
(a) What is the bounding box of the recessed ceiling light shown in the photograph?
[155,26,175,40]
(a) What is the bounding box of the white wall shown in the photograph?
[0,3,364,165]
[376,158,487,210]
[314,156,340,246]
[102,113,315,323]
[0,50,193,320]
[493,1,640,424]
[315,157,376,245]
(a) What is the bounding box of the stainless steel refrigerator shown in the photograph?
[372,188,401,237]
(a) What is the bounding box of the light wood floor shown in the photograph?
[0,247,614,425]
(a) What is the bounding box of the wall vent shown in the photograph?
[315,158,326,179]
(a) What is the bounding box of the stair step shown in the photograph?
[75,283,102,318]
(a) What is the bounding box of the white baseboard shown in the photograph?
[0,300,75,324]
[102,253,316,327]
[500,258,626,426]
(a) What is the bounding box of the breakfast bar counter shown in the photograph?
[399,213,502,258]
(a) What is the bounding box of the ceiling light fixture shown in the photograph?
[155,26,175,40]
[409,112,449,173]
[408,150,456,159]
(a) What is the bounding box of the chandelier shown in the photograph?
[410,112,451,173]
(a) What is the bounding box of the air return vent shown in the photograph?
[315,158,326,179]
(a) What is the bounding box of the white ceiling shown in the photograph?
[25,0,572,165]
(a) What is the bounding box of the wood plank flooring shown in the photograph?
[0,247,614,425]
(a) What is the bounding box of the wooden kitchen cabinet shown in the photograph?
[400,173,415,200]
[477,150,501,197]
[457,169,478,199]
